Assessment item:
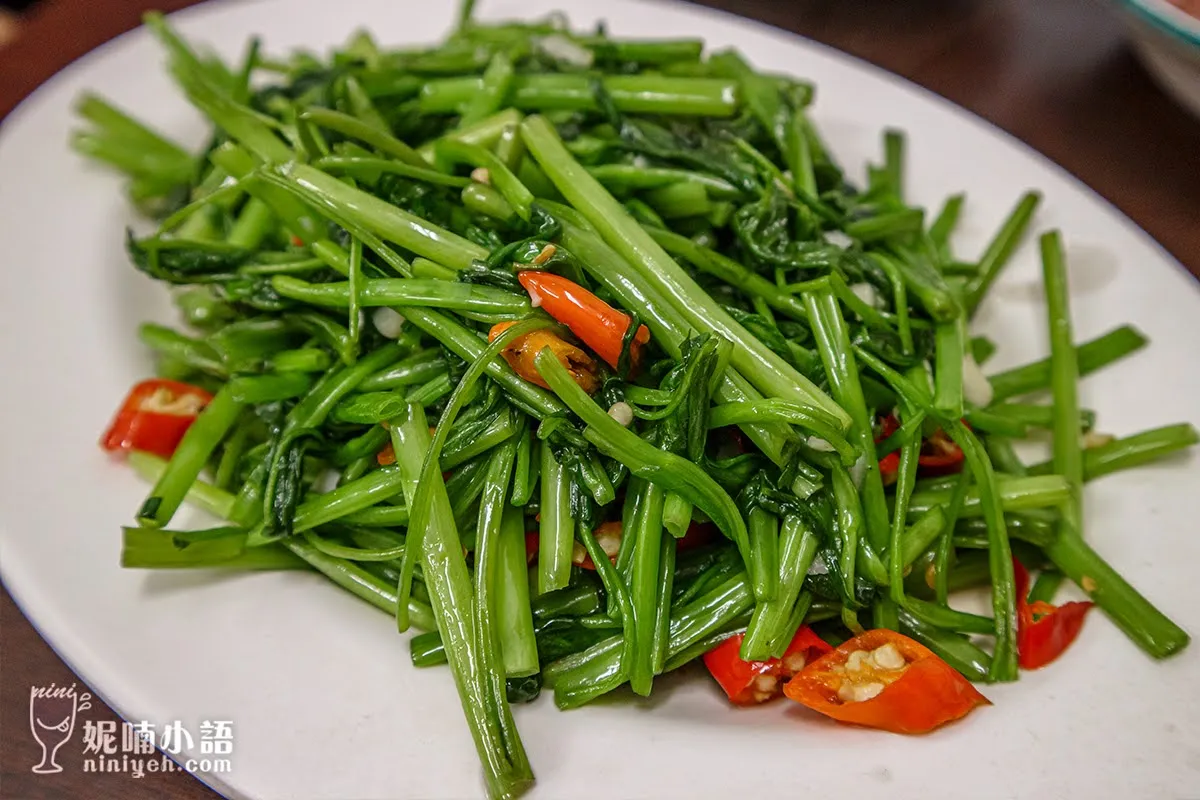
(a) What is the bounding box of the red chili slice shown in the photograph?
[703,626,833,705]
[1013,558,1095,670]
[100,379,213,459]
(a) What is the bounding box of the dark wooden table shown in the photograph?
[2,0,1198,797]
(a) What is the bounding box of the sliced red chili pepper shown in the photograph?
[1012,558,1094,670]
[876,414,902,485]
[571,520,622,570]
[875,414,966,481]
[879,414,901,439]
[489,321,600,394]
[704,626,832,705]
[917,427,965,476]
[516,271,650,371]
[784,629,989,733]
[100,379,213,459]
[525,532,540,564]
[878,450,901,485]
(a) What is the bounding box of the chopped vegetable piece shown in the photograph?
[918,428,965,475]
[704,626,832,705]
[570,520,623,570]
[488,321,599,393]
[877,413,902,484]
[877,414,965,482]
[516,271,650,370]
[1013,558,1094,670]
[784,629,990,733]
[101,379,213,459]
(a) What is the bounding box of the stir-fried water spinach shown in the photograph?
[82,6,1196,798]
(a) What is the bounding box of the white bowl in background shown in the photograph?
[1117,0,1200,116]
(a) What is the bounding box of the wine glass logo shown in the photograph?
[29,684,91,774]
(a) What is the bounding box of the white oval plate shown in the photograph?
[2,1,1199,798]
